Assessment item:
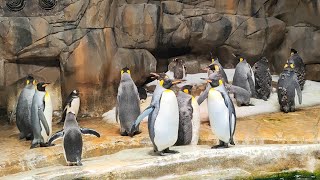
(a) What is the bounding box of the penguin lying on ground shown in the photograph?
[116,67,141,136]
[172,58,186,80]
[175,85,200,146]
[16,75,36,140]
[57,90,80,124]
[131,73,182,156]
[48,112,100,166]
[198,73,236,149]
[252,57,272,101]
[232,54,256,98]
[30,82,52,148]
[225,84,252,106]
[277,63,302,113]
[288,48,306,90]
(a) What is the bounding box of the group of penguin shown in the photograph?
[15,79,100,166]
[13,48,305,165]
[117,48,305,155]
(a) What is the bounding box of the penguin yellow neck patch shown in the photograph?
[291,52,294,56]
[26,80,30,85]
[290,64,294,68]
[240,58,244,62]
[211,58,215,63]
[159,80,164,86]
[219,80,223,85]
[183,89,189,94]
[214,65,219,71]
[284,64,288,68]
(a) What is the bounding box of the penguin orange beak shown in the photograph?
[172,80,184,85]
[207,80,212,83]
[42,83,51,87]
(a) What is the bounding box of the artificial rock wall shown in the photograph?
[0,0,319,117]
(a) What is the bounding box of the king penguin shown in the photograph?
[16,75,36,140]
[116,67,141,136]
[198,73,236,148]
[232,54,256,98]
[207,53,228,83]
[131,73,181,156]
[30,82,52,148]
[252,57,272,101]
[225,84,252,106]
[175,85,200,146]
[277,63,302,113]
[172,58,186,80]
[57,90,80,124]
[48,112,100,166]
[288,48,306,90]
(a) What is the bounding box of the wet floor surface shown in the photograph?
[0,106,320,177]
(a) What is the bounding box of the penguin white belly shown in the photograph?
[67,97,80,115]
[154,90,179,151]
[41,93,53,142]
[190,97,200,145]
[208,89,232,143]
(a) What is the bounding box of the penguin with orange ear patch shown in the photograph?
[198,73,236,149]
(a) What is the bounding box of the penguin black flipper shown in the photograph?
[219,89,236,145]
[80,128,100,137]
[38,108,50,136]
[130,106,155,135]
[293,75,302,104]
[197,85,210,105]
[48,130,64,145]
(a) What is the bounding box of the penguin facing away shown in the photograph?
[58,90,80,124]
[288,48,306,90]
[207,54,228,83]
[131,73,182,156]
[48,112,100,166]
[116,67,141,136]
[30,82,53,148]
[232,54,256,98]
[16,75,36,140]
[277,63,302,113]
[172,58,186,80]
[175,85,201,146]
[252,57,272,101]
[198,74,236,149]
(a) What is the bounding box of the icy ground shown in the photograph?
[103,69,320,121]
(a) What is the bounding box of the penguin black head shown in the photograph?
[121,67,131,75]
[233,53,245,62]
[290,48,298,56]
[152,73,182,89]
[173,58,185,65]
[36,82,50,91]
[181,85,193,95]
[207,72,223,87]
[71,89,80,96]
[26,75,36,85]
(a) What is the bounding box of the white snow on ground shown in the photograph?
[103,69,320,122]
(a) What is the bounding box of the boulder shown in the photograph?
[115,3,160,50]
[162,1,184,15]
[306,64,320,82]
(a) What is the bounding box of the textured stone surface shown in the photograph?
[0,0,320,117]
[306,64,320,82]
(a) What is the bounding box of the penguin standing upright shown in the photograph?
[252,57,272,101]
[277,63,302,113]
[175,85,200,146]
[131,73,181,156]
[172,58,186,80]
[232,54,255,97]
[208,53,228,83]
[57,90,80,124]
[30,82,52,148]
[48,112,100,166]
[288,48,306,90]
[116,67,141,136]
[198,73,236,148]
[16,75,36,140]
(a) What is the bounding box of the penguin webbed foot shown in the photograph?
[211,140,229,149]
[19,133,26,140]
[120,131,128,136]
[163,148,179,154]
[30,143,39,149]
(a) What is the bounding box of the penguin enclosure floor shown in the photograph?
[1,106,320,178]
